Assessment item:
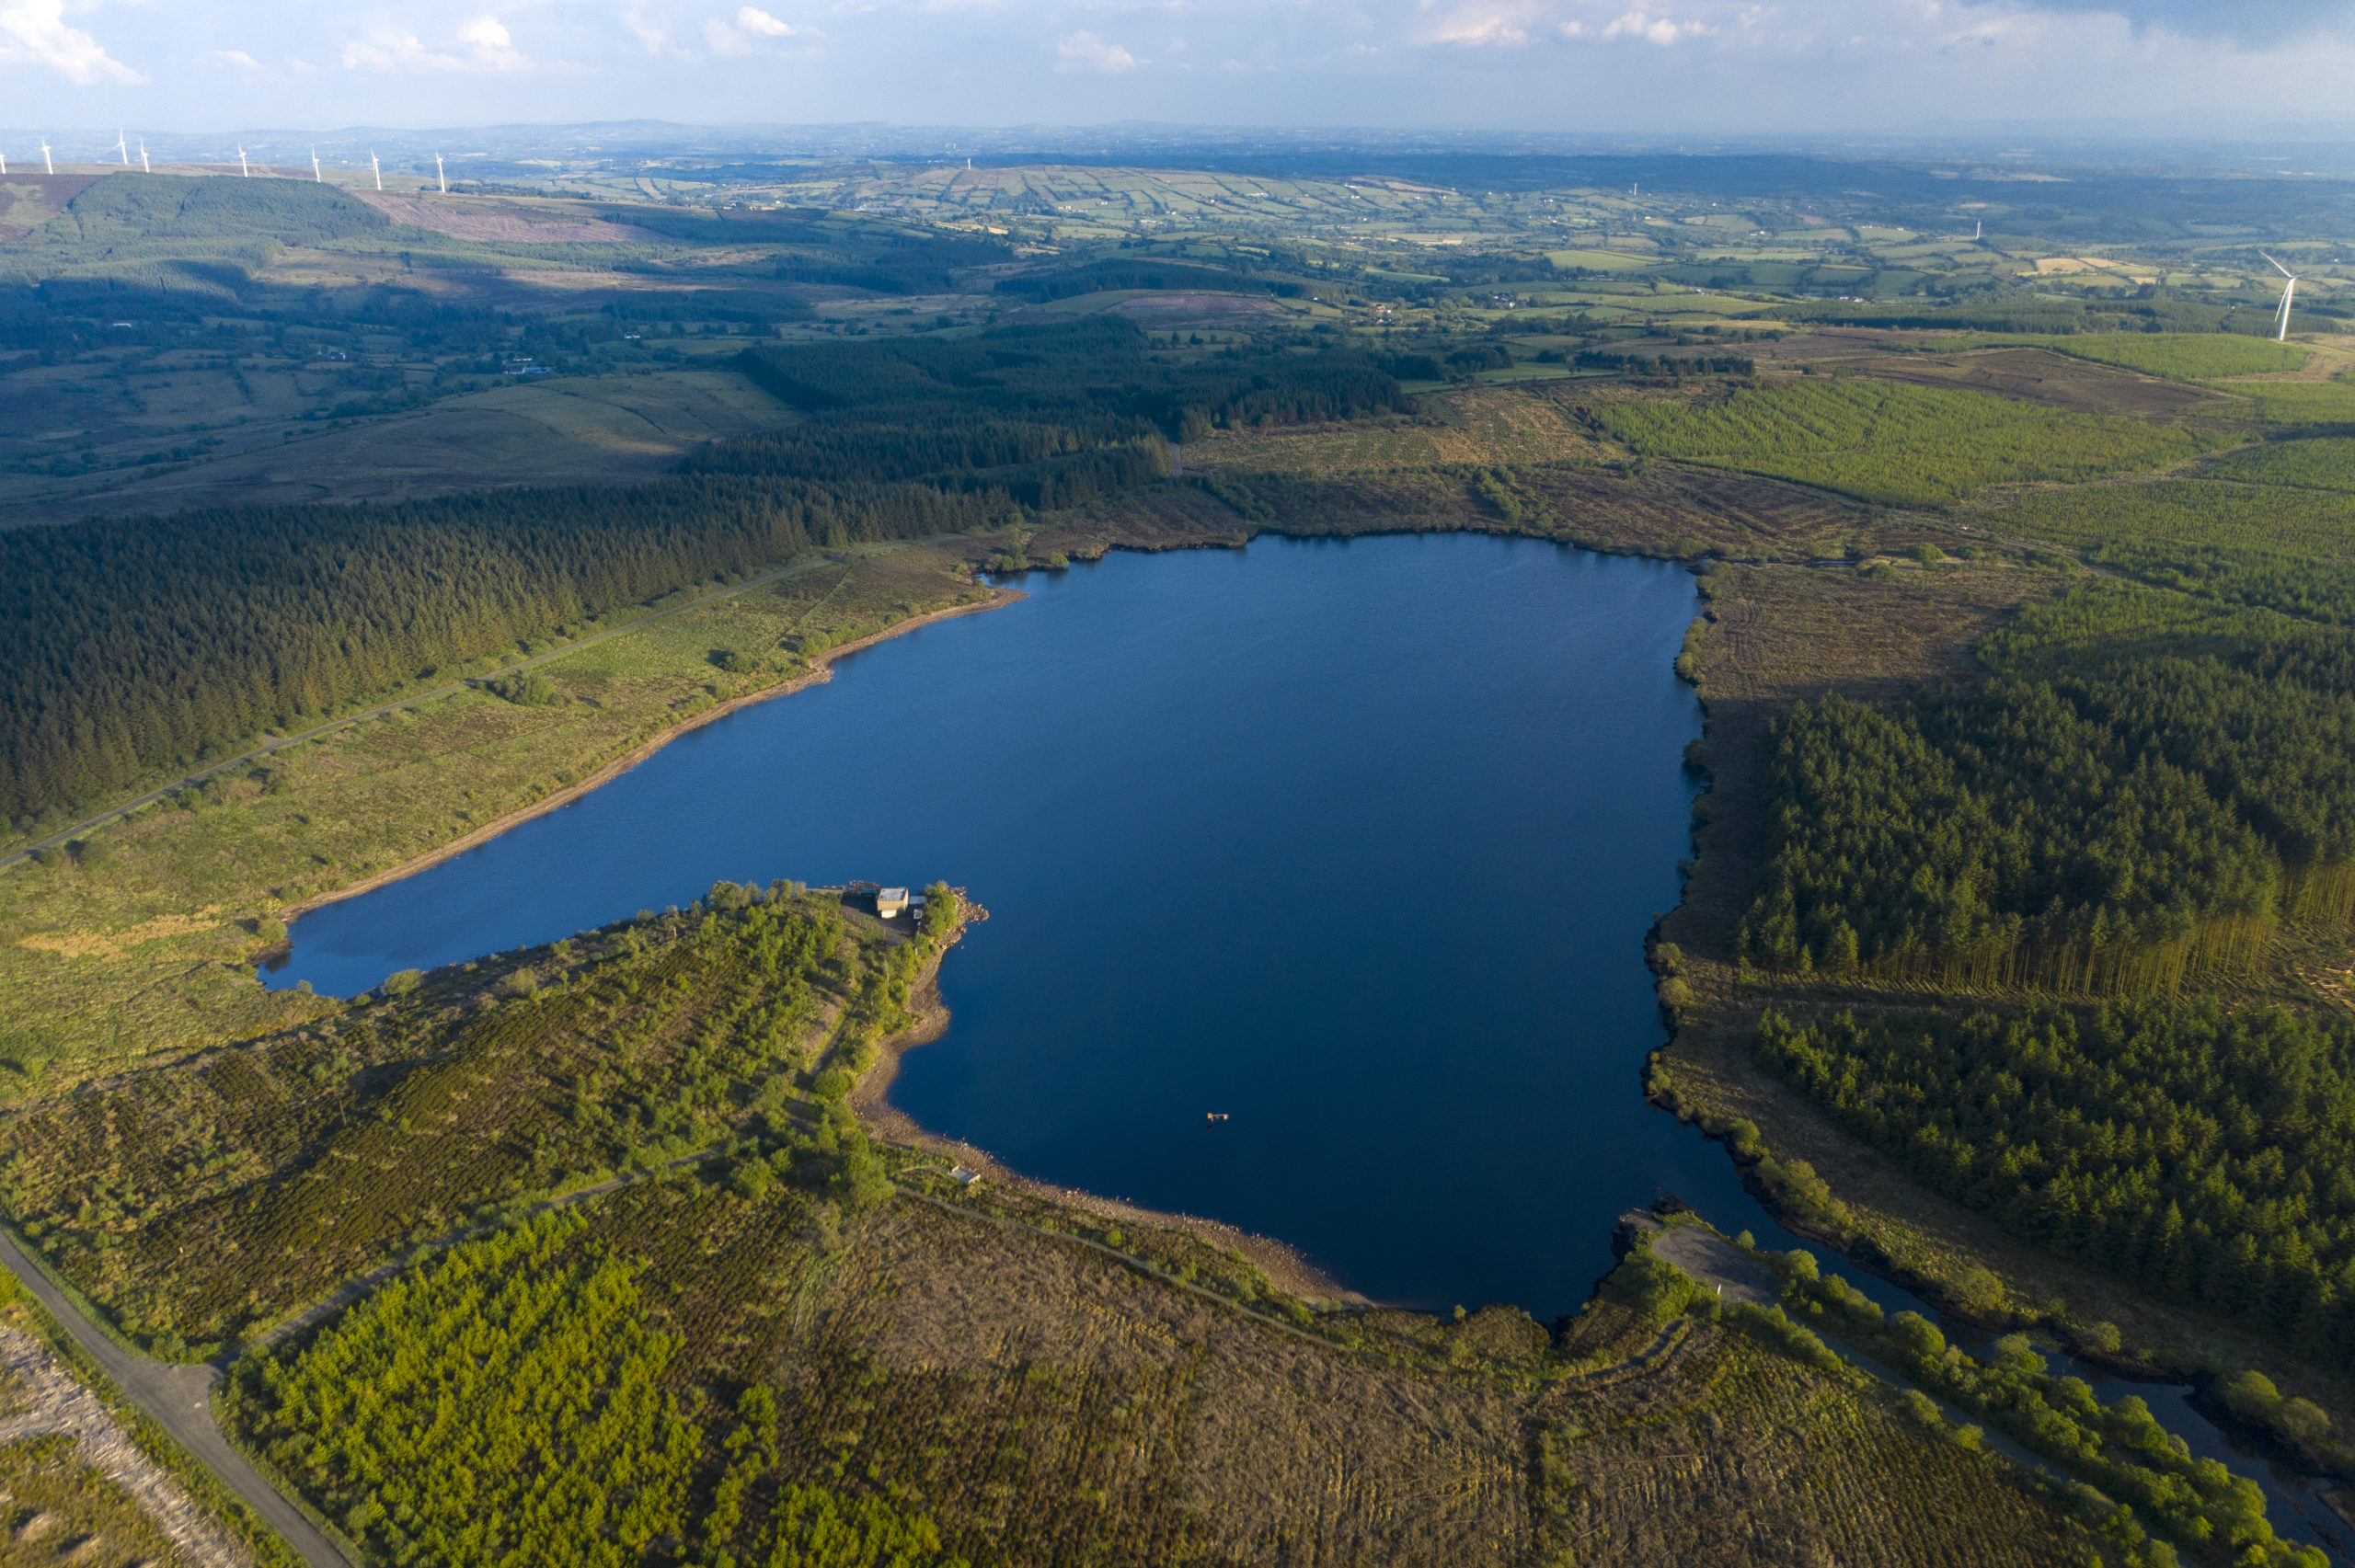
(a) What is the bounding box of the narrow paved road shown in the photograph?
[0,541,926,874]
[0,1232,350,1568]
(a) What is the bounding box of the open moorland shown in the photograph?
[6,144,2355,1565]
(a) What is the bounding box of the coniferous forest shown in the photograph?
[1755,1001,2355,1365]
[0,317,1405,822]
[1739,583,2355,992]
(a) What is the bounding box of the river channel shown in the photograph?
[268,532,2344,1555]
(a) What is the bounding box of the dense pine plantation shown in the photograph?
[1739,583,2355,988]
[0,472,1010,821]
[1756,1001,2355,1368]
[0,315,1406,824]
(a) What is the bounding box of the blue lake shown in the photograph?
[272,532,1741,1313]
[263,531,2349,1558]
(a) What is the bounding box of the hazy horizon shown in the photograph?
[5,1,2355,144]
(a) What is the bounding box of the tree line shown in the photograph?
[1740,582,2355,989]
[994,257,1304,302]
[0,316,1416,822]
[0,474,1012,823]
[1757,1001,2355,1374]
[1573,349,1755,376]
[0,316,1414,823]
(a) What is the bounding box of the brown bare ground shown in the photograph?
[813,1194,2101,1568]
[0,1319,239,1566]
[1845,346,2231,418]
[860,1201,1526,1565]
[1538,1332,2082,1568]
[0,175,101,242]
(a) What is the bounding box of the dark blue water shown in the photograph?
[268,532,2346,1554]
[272,532,1749,1313]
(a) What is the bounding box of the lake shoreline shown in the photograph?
[279,586,1024,923]
[856,917,1371,1309]
[265,531,1706,1319]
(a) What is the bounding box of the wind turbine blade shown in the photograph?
[2260,250,2295,280]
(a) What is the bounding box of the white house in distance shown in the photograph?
[876,887,911,919]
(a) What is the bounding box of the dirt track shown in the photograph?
[0,1233,349,1568]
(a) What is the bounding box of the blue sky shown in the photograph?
[3,0,2352,139]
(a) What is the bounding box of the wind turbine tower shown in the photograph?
[0,154,7,176]
[435,153,446,194]
[312,146,322,182]
[237,144,250,177]
[139,138,149,174]
[371,151,382,191]
[116,130,128,166]
[40,141,52,176]
[2262,251,2301,342]
[1974,220,1982,241]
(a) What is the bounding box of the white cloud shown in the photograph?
[1055,29,1140,70]
[457,15,529,66]
[737,6,797,35]
[0,0,144,84]
[1428,0,1715,47]
[342,14,530,73]
[621,6,672,52]
[1937,7,2051,46]
[1427,4,1538,45]
[1598,7,1711,41]
[706,6,799,52]
[213,46,261,69]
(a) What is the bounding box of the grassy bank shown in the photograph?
[0,539,1000,1085]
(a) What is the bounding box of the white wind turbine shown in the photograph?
[139,138,150,173]
[434,153,446,193]
[115,129,128,166]
[371,150,382,191]
[312,146,322,182]
[41,139,54,175]
[2261,251,2300,342]
[237,143,250,177]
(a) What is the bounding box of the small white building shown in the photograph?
[876,887,911,919]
